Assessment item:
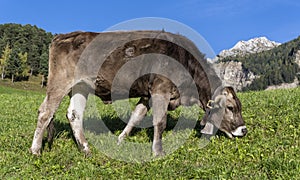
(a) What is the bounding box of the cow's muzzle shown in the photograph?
[231,125,247,137]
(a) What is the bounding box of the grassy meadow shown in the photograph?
[0,84,299,179]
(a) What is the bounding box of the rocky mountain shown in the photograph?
[214,35,300,91]
[213,61,257,91]
[214,37,280,91]
[218,37,281,58]
[295,50,300,67]
[214,37,282,91]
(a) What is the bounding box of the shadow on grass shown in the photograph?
[83,114,201,141]
[42,112,214,153]
[42,118,75,151]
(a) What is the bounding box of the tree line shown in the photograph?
[0,23,53,84]
[220,36,300,91]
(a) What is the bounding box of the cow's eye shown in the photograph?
[227,106,234,111]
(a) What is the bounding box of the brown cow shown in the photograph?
[30,31,247,156]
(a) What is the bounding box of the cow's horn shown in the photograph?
[206,100,214,109]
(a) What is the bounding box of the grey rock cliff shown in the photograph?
[213,61,257,91]
[295,50,300,68]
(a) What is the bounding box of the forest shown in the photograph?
[0,23,53,84]
[220,36,300,91]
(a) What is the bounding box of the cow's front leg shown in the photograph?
[30,93,64,155]
[151,93,170,156]
[67,91,90,155]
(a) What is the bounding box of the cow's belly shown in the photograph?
[94,79,150,103]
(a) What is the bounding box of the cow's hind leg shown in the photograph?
[151,93,170,156]
[46,118,55,149]
[30,94,64,155]
[118,97,149,145]
[66,90,90,155]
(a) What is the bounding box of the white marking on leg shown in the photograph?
[118,103,148,145]
[67,92,90,154]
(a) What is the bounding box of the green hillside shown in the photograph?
[220,36,300,91]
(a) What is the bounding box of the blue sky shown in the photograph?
[1,0,300,56]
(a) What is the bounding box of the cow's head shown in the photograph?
[200,86,247,138]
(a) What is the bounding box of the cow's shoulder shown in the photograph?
[51,31,99,53]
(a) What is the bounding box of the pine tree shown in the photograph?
[6,48,19,83]
[0,44,11,80]
[5,49,30,83]
[18,51,29,78]
[39,51,48,87]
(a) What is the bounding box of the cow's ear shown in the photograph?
[201,86,228,135]
[204,94,227,131]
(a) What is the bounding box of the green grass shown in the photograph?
[0,76,46,93]
[0,85,299,179]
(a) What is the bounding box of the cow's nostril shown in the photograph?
[242,128,248,134]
